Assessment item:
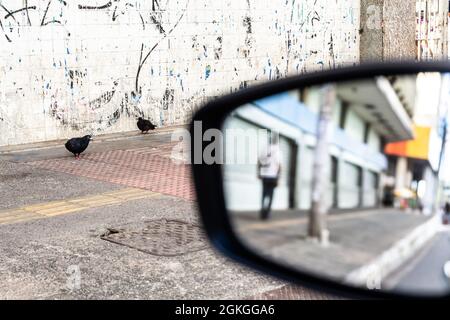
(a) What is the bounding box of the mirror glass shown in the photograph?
[221,73,450,296]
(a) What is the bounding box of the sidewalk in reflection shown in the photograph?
[231,208,436,289]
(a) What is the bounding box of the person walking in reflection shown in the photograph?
[258,133,282,220]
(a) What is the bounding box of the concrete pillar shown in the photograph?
[294,139,304,209]
[336,154,346,209]
[309,85,335,240]
[362,169,378,207]
[395,157,408,190]
[360,0,384,61]
[423,166,438,215]
[360,0,416,62]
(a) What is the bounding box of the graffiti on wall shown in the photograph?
[0,0,360,146]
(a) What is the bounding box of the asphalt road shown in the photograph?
[386,229,450,296]
[0,132,334,299]
[3,131,447,299]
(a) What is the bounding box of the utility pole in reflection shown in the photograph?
[308,84,336,243]
[433,75,449,215]
[435,116,448,213]
[438,119,448,175]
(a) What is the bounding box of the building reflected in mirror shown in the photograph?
[222,72,450,296]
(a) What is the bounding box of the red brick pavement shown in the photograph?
[28,145,196,201]
[27,143,339,300]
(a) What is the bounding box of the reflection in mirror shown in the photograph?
[222,73,450,296]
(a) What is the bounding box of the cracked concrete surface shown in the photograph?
[0,135,289,299]
[0,191,284,299]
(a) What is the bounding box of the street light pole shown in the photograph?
[308,84,336,242]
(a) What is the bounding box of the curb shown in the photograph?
[0,125,188,154]
[344,214,441,288]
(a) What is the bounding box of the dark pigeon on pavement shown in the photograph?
[137,117,156,134]
[65,135,93,159]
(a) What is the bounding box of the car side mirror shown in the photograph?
[190,62,450,299]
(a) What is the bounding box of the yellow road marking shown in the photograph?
[104,189,158,201]
[38,206,86,216]
[0,212,38,223]
[0,209,29,219]
[0,215,41,224]
[75,200,122,208]
[36,203,83,213]
[23,201,69,211]
[0,188,160,226]
[69,195,122,207]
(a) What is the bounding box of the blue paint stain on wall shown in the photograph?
[205,65,211,80]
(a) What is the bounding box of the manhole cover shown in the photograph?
[101,219,208,256]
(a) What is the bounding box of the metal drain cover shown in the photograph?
[101,219,208,256]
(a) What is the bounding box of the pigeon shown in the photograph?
[137,117,156,134]
[65,135,93,159]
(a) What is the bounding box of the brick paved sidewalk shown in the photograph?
[7,133,340,300]
[28,143,196,201]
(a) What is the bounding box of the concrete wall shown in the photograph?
[360,0,416,61]
[0,0,360,147]
[416,0,449,60]
[360,0,384,61]
[383,0,417,60]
